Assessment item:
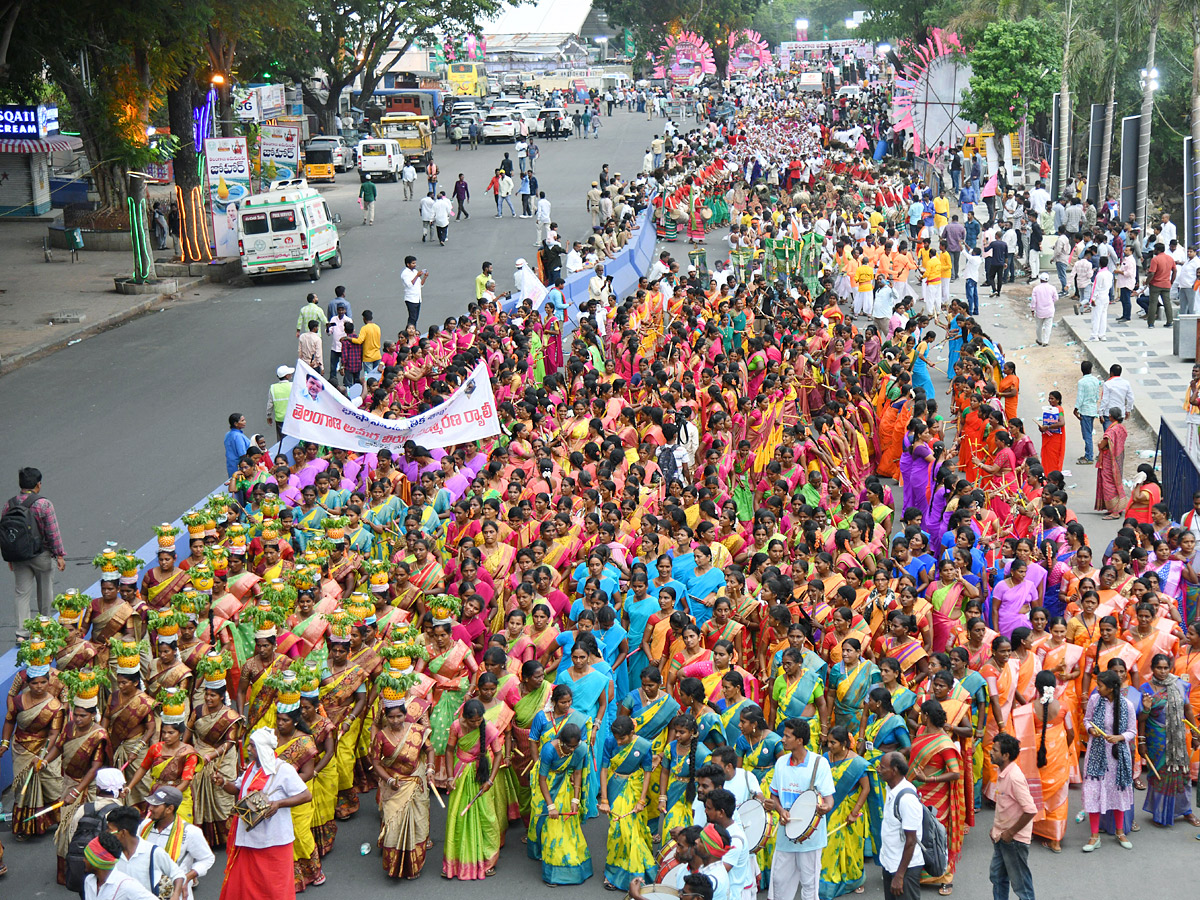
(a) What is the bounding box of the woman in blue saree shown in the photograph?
[533,722,592,885]
[595,605,630,702]
[599,716,656,890]
[860,686,912,857]
[527,685,592,859]
[554,638,609,818]
[679,676,727,751]
[949,646,989,810]
[768,646,826,750]
[623,571,663,685]
[715,671,761,745]
[826,638,880,732]
[674,544,726,627]
[945,305,965,375]
[617,667,679,830]
[820,726,872,898]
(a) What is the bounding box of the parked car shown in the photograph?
[306,135,352,172]
[481,111,519,143]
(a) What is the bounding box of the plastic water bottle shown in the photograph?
[360,842,371,856]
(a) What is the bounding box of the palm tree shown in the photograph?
[1057,0,1074,193]
[1096,12,1120,200]
[1131,0,1163,227]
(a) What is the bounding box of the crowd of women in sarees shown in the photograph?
[13,70,1194,895]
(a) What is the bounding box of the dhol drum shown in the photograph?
[634,886,680,900]
[736,797,777,853]
[655,840,683,884]
[783,790,822,842]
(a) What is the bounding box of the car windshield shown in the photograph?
[306,149,333,164]
[241,211,268,235]
[269,210,298,232]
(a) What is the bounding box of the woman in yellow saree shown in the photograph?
[616,666,680,828]
[299,687,338,855]
[911,700,963,895]
[1018,670,1075,852]
[533,721,593,885]
[819,726,872,898]
[187,657,243,848]
[274,697,325,890]
[319,629,369,820]
[599,715,655,890]
[3,654,65,838]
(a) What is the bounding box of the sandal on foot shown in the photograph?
[1082,837,1101,852]
[1130,823,1140,832]
[938,886,954,896]
[485,868,497,877]
[1116,833,1133,849]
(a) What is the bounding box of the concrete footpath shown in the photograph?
[0,220,224,374]
[1060,308,1191,441]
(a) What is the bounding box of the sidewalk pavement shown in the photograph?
[0,220,217,374]
[1061,309,1189,438]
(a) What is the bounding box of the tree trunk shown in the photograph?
[1097,14,1119,203]
[132,44,156,282]
[56,69,127,209]
[1136,5,1160,227]
[166,69,210,264]
[1057,0,1073,193]
[1190,9,1200,248]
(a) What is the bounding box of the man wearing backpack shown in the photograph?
[63,767,126,895]
[988,733,1037,900]
[4,467,66,639]
[879,751,924,900]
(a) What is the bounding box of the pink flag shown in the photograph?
[981,172,998,198]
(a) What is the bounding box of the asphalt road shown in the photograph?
[0,105,667,642]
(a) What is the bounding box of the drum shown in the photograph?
[736,797,776,853]
[635,886,680,900]
[783,790,821,842]
[655,840,683,884]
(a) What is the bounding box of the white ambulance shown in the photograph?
[236,179,342,282]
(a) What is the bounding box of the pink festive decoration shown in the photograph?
[890,28,976,153]
[652,31,717,86]
[726,29,771,77]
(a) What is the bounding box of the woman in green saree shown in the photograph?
[499,659,552,824]
[422,621,478,790]
[526,684,591,860]
[616,666,680,829]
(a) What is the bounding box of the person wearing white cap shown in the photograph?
[139,785,215,900]
[59,765,126,887]
[268,366,294,443]
[212,728,311,900]
[1029,272,1058,347]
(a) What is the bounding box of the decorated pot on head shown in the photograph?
[61,667,109,710]
[54,589,90,629]
[182,510,208,542]
[92,547,121,582]
[189,563,215,594]
[110,638,145,676]
[158,687,188,725]
[154,523,180,553]
[226,523,249,555]
[17,636,57,679]
[196,649,232,692]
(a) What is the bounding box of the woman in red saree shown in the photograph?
[976,430,1020,526]
[911,700,964,895]
[1123,463,1162,524]
[1094,411,1128,519]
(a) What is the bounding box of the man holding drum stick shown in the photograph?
[766,718,834,900]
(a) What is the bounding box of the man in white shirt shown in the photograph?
[1030,273,1058,346]
[1028,180,1050,215]
[139,787,215,900]
[566,241,585,273]
[1099,363,1135,420]
[1176,245,1200,315]
[83,832,159,900]
[767,718,834,900]
[879,751,924,900]
[872,276,898,336]
[418,191,436,243]
[401,255,428,329]
[588,264,612,308]
[649,250,673,281]
[1159,212,1177,246]
[400,162,417,201]
[432,191,453,245]
[326,302,351,376]
[707,789,754,900]
[1089,257,1114,341]
[535,191,553,246]
[714,747,762,805]
[106,805,185,900]
[515,137,528,172]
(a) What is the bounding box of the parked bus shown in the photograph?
[380,89,443,121]
[448,62,488,97]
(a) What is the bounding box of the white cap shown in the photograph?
[277,365,295,378]
[1038,272,1049,282]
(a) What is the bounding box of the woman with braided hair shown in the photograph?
[1080,670,1137,852]
[443,698,501,879]
[658,714,709,835]
[1027,669,1074,852]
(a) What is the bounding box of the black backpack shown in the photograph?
[64,802,106,892]
[0,494,42,562]
[891,786,949,877]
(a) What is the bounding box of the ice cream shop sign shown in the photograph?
[0,104,60,139]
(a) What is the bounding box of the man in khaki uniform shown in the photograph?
[586,182,603,229]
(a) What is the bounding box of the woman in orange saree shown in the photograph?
[979,636,1020,801]
[1018,670,1075,852]
[911,700,964,895]
[927,671,975,829]
[1174,622,1200,779]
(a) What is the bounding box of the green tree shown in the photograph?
[959,18,1061,135]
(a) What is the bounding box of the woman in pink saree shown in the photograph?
[1095,411,1128,519]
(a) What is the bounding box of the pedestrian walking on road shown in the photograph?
[518,173,533,218]
[268,366,294,443]
[358,178,377,225]
[572,109,583,138]
[469,121,479,150]
[433,191,453,245]
[401,256,429,329]
[426,160,440,197]
[224,414,252,477]
[535,192,552,247]
[500,152,513,177]
[326,302,351,375]
[401,162,417,201]
[297,293,327,337]
[878,750,924,900]
[452,122,464,150]
[419,192,436,242]
[1030,273,1057,346]
[498,172,516,217]
[4,467,67,638]
[453,174,470,220]
[988,734,1037,900]
[581,107,591,139]
[486,169,503,216]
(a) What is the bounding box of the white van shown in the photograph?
[357,138,403,182]
[237,179,342,282]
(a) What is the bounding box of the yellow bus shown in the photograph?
[448,62,488,97]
